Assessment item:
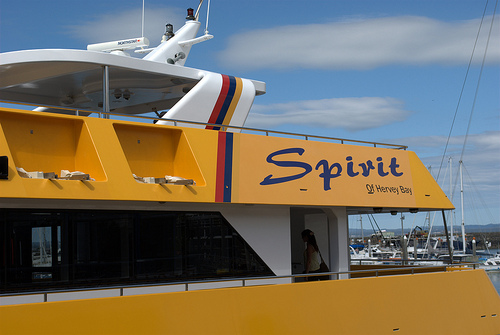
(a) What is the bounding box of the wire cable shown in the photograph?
[435,0,492,183]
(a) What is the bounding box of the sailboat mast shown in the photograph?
[460,160,466,254]
[359,215,364,243]
[449,157,454,249]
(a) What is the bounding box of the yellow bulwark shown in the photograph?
[1,270,499,334]
[0,108,453,211]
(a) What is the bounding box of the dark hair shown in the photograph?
[301,229,319,252]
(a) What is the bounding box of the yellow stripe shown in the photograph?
[222,77,243,126]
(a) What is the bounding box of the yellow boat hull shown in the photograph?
[1,270,498,334]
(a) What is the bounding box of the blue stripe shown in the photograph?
[223,132,233,203]
[213,76,237,130]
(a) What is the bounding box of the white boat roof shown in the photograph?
[0,49,266,114]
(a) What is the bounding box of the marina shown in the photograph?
[489,269,500,294]
[0,1,499,334]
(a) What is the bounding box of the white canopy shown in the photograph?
[0,49,265,115]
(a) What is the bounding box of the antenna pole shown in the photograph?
[195,0,204,20]
[205,0,211,34]
[449,156,454,249]
[460,161,466,254]
[142,0,145,37]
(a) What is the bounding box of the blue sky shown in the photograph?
[1,0,499,231]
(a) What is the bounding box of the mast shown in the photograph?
[460,160,466,254]
[423,165,433,259]
[449,157,454,249]
[400,212,407,264]
[423,211,431,258]
[141,0,145,37]
[359,215,364,244]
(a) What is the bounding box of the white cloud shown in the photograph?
[397,131,500,186]
[396,131,500,152]
[247,97,411,131]
[469,130,500,150]
[66,7,185,46]
[394,131,499,221]
[219,15,500,70]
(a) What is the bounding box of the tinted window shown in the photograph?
[0,210,273,292]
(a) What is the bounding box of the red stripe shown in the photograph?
[206,75,230,130]
[215,132,227,202]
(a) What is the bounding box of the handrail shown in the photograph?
[350,258,481,266]
[0,263,477,301]
[0,101,408,150]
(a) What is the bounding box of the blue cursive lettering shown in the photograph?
[315,160,342,191]
[260,148,404,190]
[260,148,313,185]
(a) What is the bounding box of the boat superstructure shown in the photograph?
[1,3,499,334]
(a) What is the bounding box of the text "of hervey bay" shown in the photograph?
[366,184,412,195]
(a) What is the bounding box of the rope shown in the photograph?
[458,0,498,166]
[435,0,492,182]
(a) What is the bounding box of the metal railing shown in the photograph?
[0,101,408,150]
[350,258,481,267]
[0,263,476,304]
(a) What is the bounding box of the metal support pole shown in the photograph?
[360,215,364,244]
[441,210,454,264]
[402,236,408,265]
[460,160,466,254]
[414,236,418,260]
[449,157,454,249]
[102,65,110,118]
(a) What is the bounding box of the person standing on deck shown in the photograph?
[302,229,322,281]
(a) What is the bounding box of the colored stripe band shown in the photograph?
[206,75,241,130]
[214,76,236,128]
[222,77,243,127]
[207,75,230,129]
[215,132,226,202]
[215,132,233,203]
[223,132,233,202]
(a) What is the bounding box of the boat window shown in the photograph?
[0,209,273,293]
[32,227,53,268]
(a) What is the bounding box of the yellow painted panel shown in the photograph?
[0,111,105,181]
[174,128,207,186]
[1,270,498,334]
[408,151,454,209]
[114,123,179,177]
[0,119,14,175]
[0,109,216,203]
[0,108,453,209]
[232,133,454,209]
[235,134,417,207]
[113,123,206,185]
[230,133,242,203]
